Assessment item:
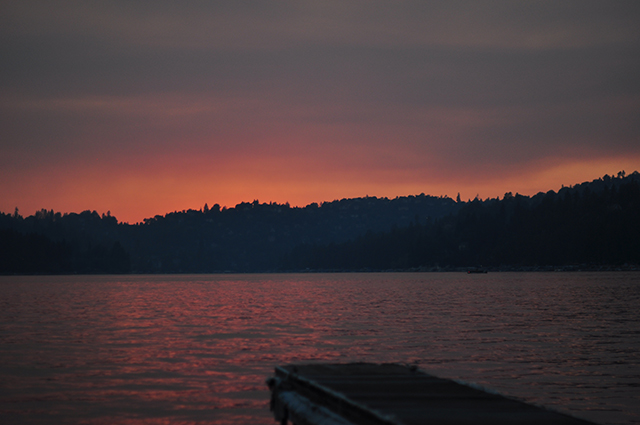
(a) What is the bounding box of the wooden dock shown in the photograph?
[266,363,597,425]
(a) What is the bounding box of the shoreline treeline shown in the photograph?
[285,172,640,271]
[1,172,638,274]
[1,194,459,274]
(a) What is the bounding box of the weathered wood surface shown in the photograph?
[267,363,598,425]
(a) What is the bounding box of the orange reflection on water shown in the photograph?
[1,273,639,424]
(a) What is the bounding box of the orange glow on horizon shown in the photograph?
[1,152,638,224]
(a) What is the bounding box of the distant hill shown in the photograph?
[284,171,640,271]
[0,211,130,274]
[2,172,638,274]
[0,194,459,273]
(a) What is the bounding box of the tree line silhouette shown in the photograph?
[0,210,130,274]
[285,172,640,270]
[1,172,638,274]
[1,194,458,274]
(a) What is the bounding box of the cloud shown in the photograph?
[4,1,640,51]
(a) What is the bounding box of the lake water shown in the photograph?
[1,272,639,425]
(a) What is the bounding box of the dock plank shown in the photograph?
[267,363,597,425]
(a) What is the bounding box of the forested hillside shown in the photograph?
[2,172,638,274]
[0,194,458,273]
[0,211,130,274]
[285,172,640,271]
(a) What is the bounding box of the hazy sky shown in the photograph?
[2,1,639,223]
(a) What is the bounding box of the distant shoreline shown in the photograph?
[2,265,639,277]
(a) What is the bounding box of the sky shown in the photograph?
[1,1,639,223]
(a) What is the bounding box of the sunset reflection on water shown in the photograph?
[1,272,639,424]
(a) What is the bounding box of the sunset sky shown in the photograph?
[2,1,639,223]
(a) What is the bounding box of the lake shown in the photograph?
[1,272,639,424]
